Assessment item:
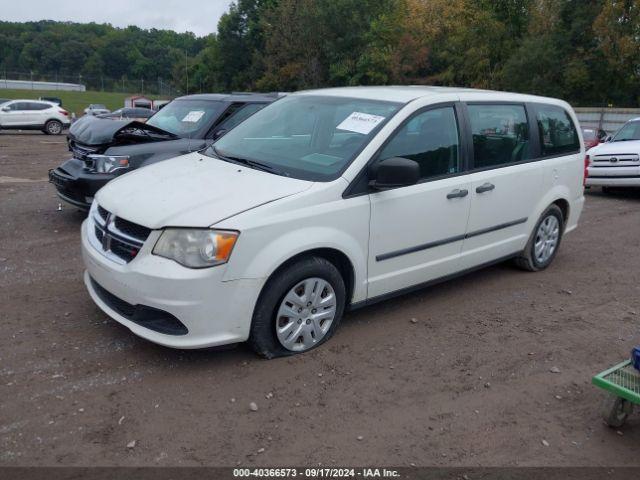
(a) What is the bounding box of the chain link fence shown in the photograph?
[0,70,180,97]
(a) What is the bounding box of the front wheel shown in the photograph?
[249,256,346,358]
[514,204,564,272]
[44,120,63,135]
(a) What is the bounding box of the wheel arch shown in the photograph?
[257,247,356,309]
[552,198,569,229]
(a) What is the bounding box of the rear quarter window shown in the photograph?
[535,105,580,156]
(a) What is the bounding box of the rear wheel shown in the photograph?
[249,256,346,358]
[515,204,564,272]
[44,120,63,135]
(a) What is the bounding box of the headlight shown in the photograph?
[152,229,239,268]
[88,154,130,173]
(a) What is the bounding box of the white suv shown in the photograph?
[0,99,70,135]
[81,87,585,357]
[586,117,640,189]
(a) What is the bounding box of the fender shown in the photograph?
[222,225,368,303]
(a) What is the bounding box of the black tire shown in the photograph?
[44,120,63,135]
[249,256,346,359]
[514,204,564,272]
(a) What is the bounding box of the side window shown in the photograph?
[216,103,265,132]
[378,106,460,180]
[29,102,49,110]
[468,104,531,168]
[535,105,580,156]
[12,102,29,111]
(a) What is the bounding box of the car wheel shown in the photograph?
[249,256,346,359]
[514,204,564,272]
[44,120,63,135]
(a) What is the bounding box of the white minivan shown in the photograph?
[81,87,585,357]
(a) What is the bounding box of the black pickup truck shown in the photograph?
[49,93,278,209]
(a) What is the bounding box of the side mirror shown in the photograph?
[370,157,420,190]
[1,107,9,112]
[213,129,228,140]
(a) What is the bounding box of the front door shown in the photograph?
[1,102,28,127]
[367,105,472,298]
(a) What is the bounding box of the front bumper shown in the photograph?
[81,218,263,349]
[49,158,115,209]
[586,165,640,187]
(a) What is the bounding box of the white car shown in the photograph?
[586,117,640,190]
[84,104,111,116]
[81,86,585,356]
[0,99,70,135]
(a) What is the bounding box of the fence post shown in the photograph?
[598,107,605,131]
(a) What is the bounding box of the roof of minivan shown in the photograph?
[173,93,278,103]
[295,86,566,106]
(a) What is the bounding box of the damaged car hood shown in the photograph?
[69,116,177,146]
[95,151,313,228]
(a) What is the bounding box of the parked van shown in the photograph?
[81,87,585,357]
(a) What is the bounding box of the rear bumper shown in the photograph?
[49,158,114,209]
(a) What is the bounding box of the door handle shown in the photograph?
[476,182,495,194]
[446,188,469,199]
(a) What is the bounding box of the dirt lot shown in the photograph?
[1,131,639,467]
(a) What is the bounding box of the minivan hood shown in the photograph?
[95,152,313,228]
[589,139,640,155]
[69,116,176,146]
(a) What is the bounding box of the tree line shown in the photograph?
[1,1,639,106]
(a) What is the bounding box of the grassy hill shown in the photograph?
[0,89,165,116]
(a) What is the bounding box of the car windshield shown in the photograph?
[612,121,640,142]
[146,99,228,138]
[207,95,402,181]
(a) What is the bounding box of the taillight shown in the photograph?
[59,109,69,116]
[583,155,590,186]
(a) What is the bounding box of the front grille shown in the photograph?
[97,205,109,222]
[110,237,141,263]
[70,142,98,161]
[91,204,151,264]
[115,217,152,241]
[90,277,188,336]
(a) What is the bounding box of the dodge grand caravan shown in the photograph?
[81,86,585,357]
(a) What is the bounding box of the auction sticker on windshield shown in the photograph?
[182,111,205,123]
[337,112,385,135]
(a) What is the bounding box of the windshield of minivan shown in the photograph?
[207,95,402,181]
[611,121,640,142]
[147,99,227,138]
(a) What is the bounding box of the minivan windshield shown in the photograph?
[611,121,640,142]
[207,95,402,181]
[147,99,227,138]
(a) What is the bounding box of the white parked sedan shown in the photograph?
[81,86,585,357]
[586,117,640,190]
[0,99,71,135]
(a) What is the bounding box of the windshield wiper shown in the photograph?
[612,138,635,142]
[212,146,287,176]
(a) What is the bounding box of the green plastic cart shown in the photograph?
[592,360,640,427]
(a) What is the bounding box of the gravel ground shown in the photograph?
[1,131,639,467]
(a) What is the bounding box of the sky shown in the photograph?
[1,0,235,37]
